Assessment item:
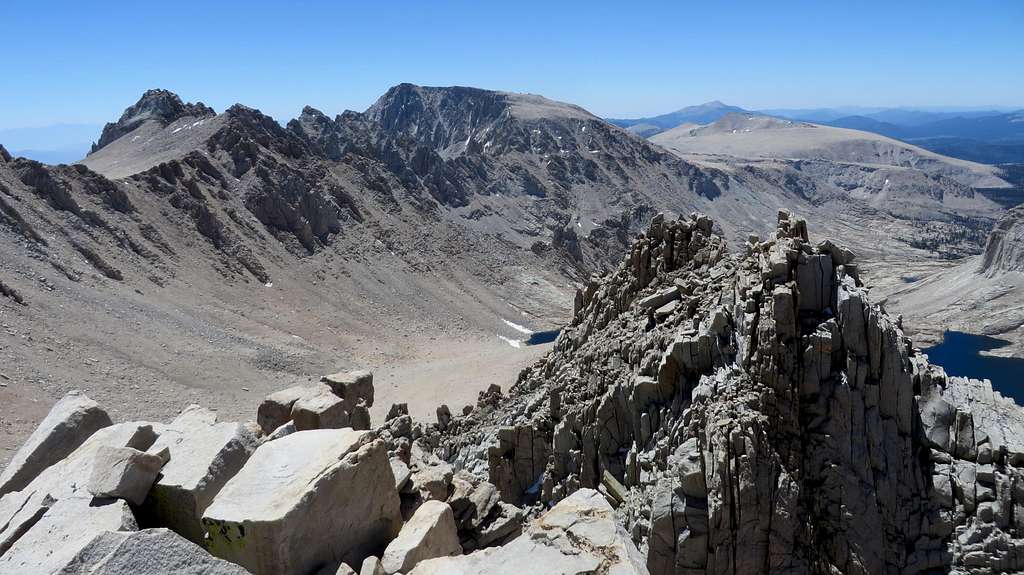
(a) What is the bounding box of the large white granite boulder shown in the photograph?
[202,429,402,575]
[381,500,461,573]
[0,391,112,497]
[87,446,167,506]
[291,386,350,431]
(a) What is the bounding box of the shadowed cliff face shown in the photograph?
[981,206,1024,275]
[436,211,1024,574]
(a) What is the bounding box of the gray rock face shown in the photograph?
[390,458,412,491]
[408,489,647,574]
[57,528,252,574]
[980,205,1024,275]
[410,462,453,502]
[138,406,257,544]
[321,370,375,408]
[202,429,402,575]
[87,446,166,505]
[381,500,461,573]
[0,391,112,497]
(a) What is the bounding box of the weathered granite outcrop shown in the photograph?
[434,211,1024,574]
[0,421,157,559]
[87,445,167,505]
[0,496,137,574]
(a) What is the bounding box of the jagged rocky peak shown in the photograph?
[287,105,362,161]
[220,102,305,153]
[980,205,1024,275]
[0,144,10,162]
[288,105,335,140]
[361,83,599,154]
[435,209,1024,574]
[366,83,512,134]
[90,88,216,153]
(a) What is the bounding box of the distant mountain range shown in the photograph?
[606,101,745,137]
[8,101,1024,167]
[608,103,1024,164]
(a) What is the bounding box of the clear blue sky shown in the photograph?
[1,0,1022,129]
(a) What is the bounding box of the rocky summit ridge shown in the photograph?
[1,211,1022,574]
[91,89,217,154]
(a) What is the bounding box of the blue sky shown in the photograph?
[0,0,1022,130]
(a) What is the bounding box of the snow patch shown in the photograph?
[264,282,273,288]
[502,318,534,334]
[498,335,522,348]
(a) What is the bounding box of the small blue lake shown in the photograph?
[526,330,560,345]
[924,331,1024,400]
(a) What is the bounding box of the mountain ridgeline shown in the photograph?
[3,84,1009,308]
[71,84,726,277]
